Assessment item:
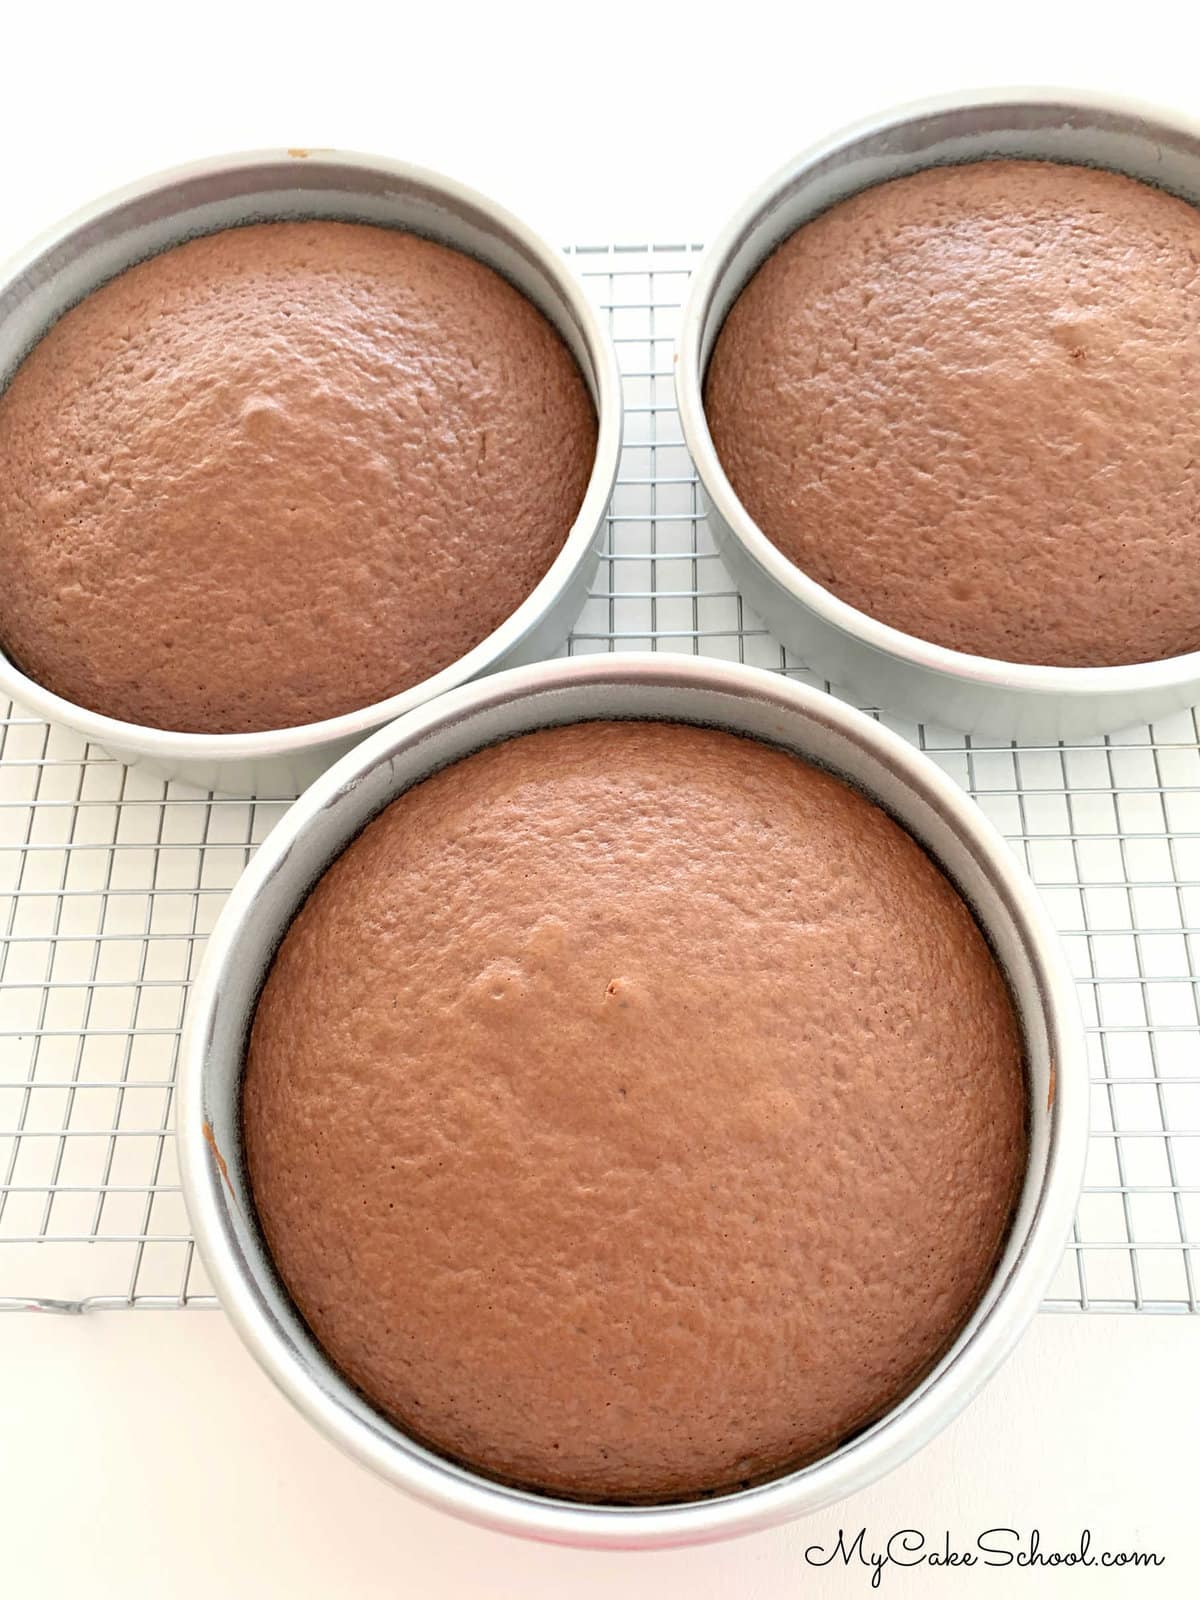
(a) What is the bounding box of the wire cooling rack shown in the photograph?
[1,243,1198,1315]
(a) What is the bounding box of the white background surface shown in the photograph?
[2,3,1200,1594]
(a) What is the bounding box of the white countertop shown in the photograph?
[3,5,1199,1593]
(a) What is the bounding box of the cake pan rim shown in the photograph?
[178,651,1087,1548]
[674,87,1200,734]
[0,146,622,792]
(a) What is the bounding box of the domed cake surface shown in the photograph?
[243,719,1027,1503]
[705,160,1200,667]
[0,220,595,732]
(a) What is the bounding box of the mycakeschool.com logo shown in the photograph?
[804,1528,1165,1588]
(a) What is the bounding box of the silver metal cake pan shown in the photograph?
[179,652,1087,1549]
[676,89,1200,743]
[0,149,622,796]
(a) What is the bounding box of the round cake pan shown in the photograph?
[0,149,622,796]
[179,652,1087,1549]
[676,89,1200,743]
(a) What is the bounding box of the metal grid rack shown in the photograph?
[1,244,1198,1315]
